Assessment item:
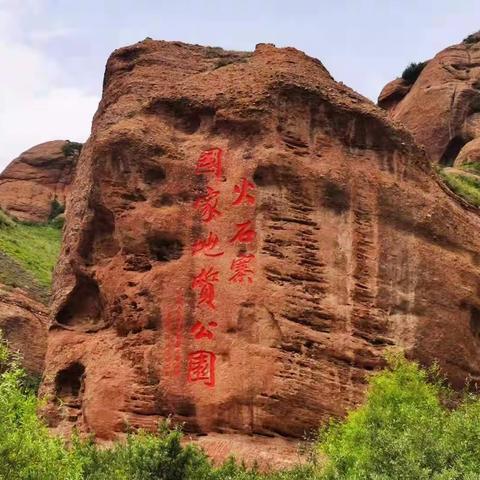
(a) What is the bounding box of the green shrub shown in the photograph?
[0,209,15,228]
[62,141,83,158]
[316,353,480,479]
[3,331,480,479]
[401,61,428,85]
[0,334,82,480]
[49,198,65,221]
[463,33,479,44]
[50,214,65,229]
[0,329,316,479]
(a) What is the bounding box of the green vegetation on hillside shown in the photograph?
[2,334,480,479]
[401,61,427,85]
[439,165,480,207]
[461,161,480,175]
[0,213,61,289]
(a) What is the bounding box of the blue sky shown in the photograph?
[1,0,479,170]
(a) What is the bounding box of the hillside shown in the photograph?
[0,211,62,294]
[0,210,61,374]
[439,162,480,208]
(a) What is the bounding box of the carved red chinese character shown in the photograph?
[192,232,224,257]
[194,187,221,223]
[195,148,223,180]
[229,220,256,244]
[192,267,219,309]
[229,254,255,284]
[232,177,255,206]
[191,320,218,340]
[187,350,216,387]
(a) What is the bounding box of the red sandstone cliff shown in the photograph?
[378,31,480,166]
[40,40,480,465]
[0,140,80,223]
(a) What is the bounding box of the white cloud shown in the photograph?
[0,1,99,170]
[28,27,76,42]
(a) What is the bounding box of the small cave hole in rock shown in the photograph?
[439,136,467,166]
[253,165,277,187]
[148,233,184,262]
[143,165,166,184]
[323,180,350,214]
[55,362,85,403]
[470,305,480,339]
[56,275,102,327]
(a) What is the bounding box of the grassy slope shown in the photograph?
[439,162,480,207]
[0,210,61,300]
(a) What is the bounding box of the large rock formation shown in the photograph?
[41,40,480,465]
[0,140,80,223]
[378,32,480,166]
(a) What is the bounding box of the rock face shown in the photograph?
[0,244,50,376]
[0,140,80,223]
[41,40,480,464]
[378,32,480,166]
[0,283,48,376]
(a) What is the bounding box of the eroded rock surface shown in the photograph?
[378,32,480,166]
[0,284,48,376]
[41,40,480,464]
[0,140,80,222]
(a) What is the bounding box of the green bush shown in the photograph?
[49,198,65,222]
[401,61,427,85]
[317,353,480,479]
[0,334,82,480]
[62,141,83,158]
[0,210,15,228]
[3,332,480,479]
[50,213,65,229]
[463,33,479,44]
[0,331,315,479]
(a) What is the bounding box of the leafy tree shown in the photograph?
[0,334,82,480]
[2,327,480,480]
[317,353,480,479]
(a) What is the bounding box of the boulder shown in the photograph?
[41,40,480,465]
[378,32,480,166]
[377,78,412,111]
[0,140,80,223]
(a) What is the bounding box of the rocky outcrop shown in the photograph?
[377,78,412,111]
[41,40,480,464]
[378,32,480,166]
[0,140,80,223]
[0,284,48,376]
